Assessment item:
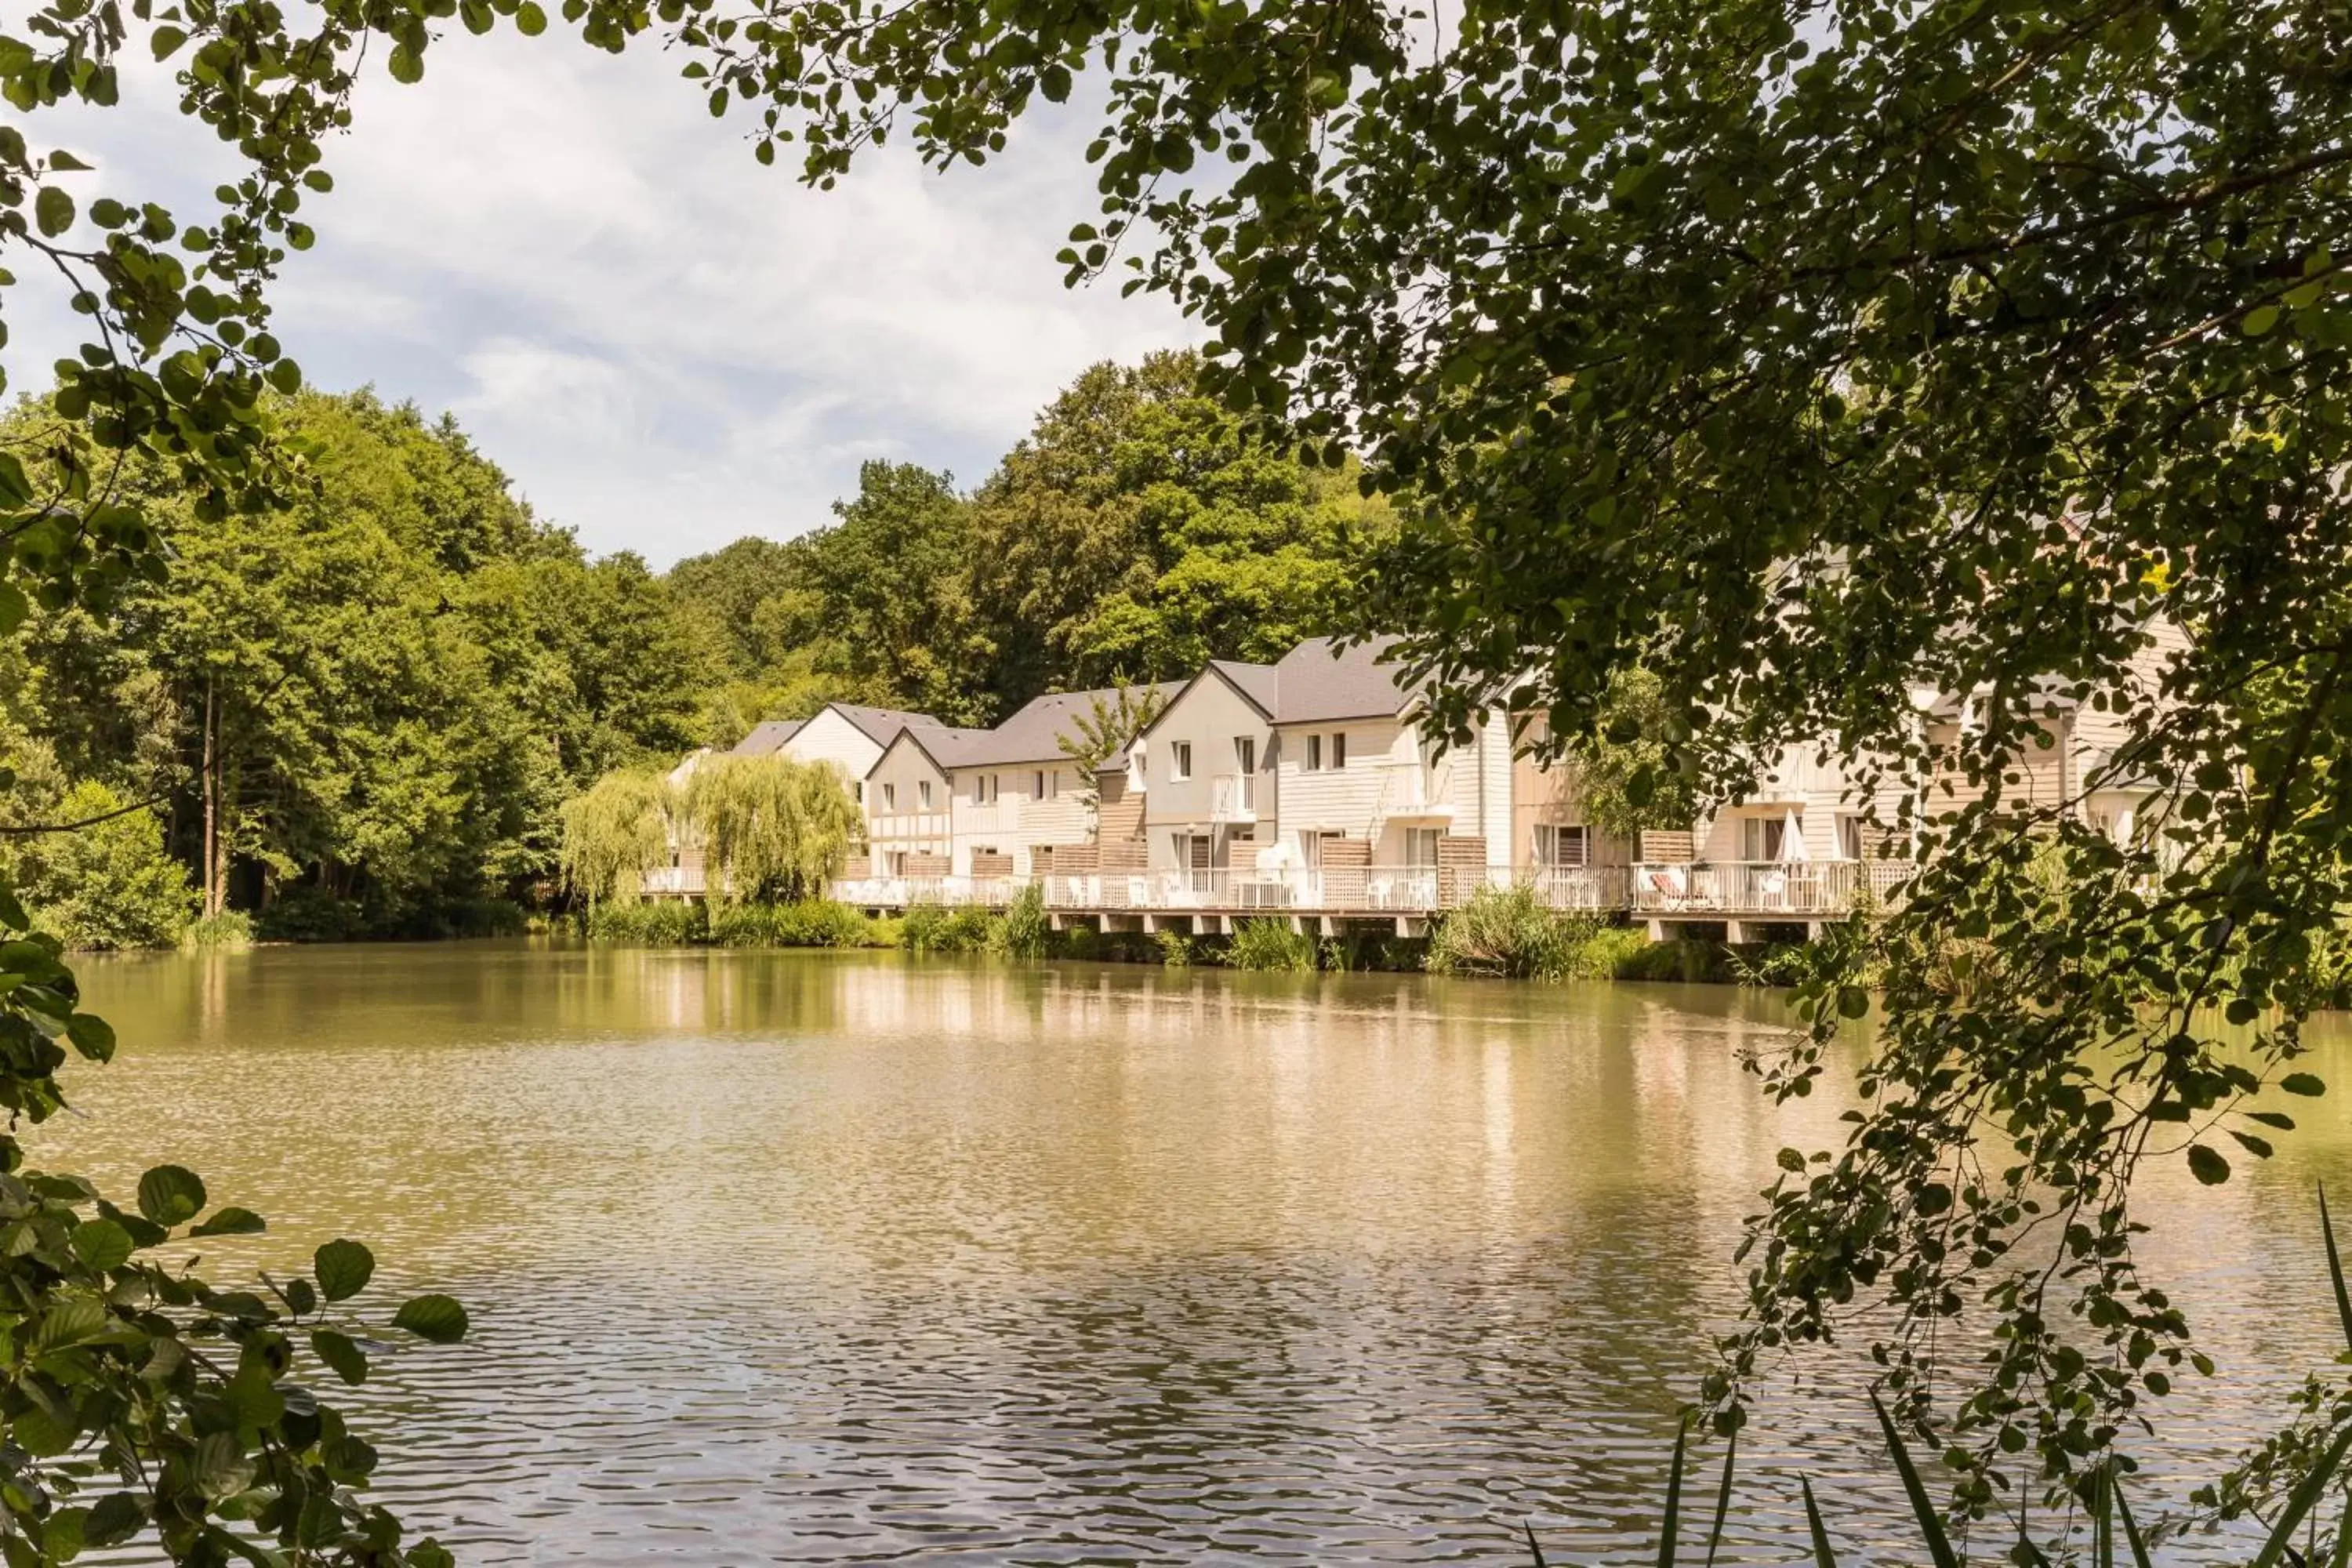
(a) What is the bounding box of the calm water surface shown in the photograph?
[45,944,2352,1563]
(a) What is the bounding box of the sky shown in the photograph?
[10,31,1191,566]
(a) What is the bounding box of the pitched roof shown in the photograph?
[941,682,1189,769]
[1272,635,1420,724]
[865,724,993,778]
[1208,659,1280,717]
[730,719,805,757]
[827,702,949,747]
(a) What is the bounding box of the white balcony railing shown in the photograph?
[833,875,1025,909]
[1628,859,1914,916]
[1210,773,1259,822]
[1372,758,1454,820]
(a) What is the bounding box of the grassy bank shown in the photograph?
[579,885,1812,985]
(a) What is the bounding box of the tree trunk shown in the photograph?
[201,677,220,919]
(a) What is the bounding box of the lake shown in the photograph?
[47,943,2352,1563]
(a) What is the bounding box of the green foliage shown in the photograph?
[558,768,677,906]
[0,901,465,1566]
[1057,683,1168,809]
[1225,918,1317,973]
[1152,930,1195,967]
[992,883,1051,960]
[1613,940,1731,985]
[1427,887,1638,982]
[899,903,996,955]
[1547,668,1705,840]
[684,753,862,904]
[255,886,368,944]
[583,899,707,946]
[706,899,891,949]
[5,782,193,950]
[179,911,255,950]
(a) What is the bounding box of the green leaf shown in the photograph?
[34,186,74,238]
[1800,1478,1839,1568]
[149,25,187,59]
[136,1164,207,1226]
[34,1295,107,1351]
[514,1,547,32]
[408,1541,456,1568]
[65,1012,114,1063]
[2242,304,2281,336]
[1837,985,1869,1018]
[188,1206,265,1236]
[2321,1185,2352,1356]
[2187,1143,2231,1185]
[387,45,424,83]
[2284,1073,2328,1096]
[68,1218,132,1272]
[191,1431,255,1500]
[1656,1417,1686,1568]
[226,1359,283,1427]
[45,150,90,171]
[1703,1425,1737,1568]
[310,1328,368,1385]
[2251,1421,2352,1568]
[83,1493,146,1550]
[313,1237,375,1301]
[392,1292,469,1343]
[1870,1393,1959,1568]
[0,451,31,506]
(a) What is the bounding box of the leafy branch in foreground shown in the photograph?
[0,904,466,1565]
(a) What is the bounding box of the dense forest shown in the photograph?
[0,350,1384,945]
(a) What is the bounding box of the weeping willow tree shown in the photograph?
[684,754,863,904]
[558,768,678,906]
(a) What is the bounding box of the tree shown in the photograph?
[1057,683,1167,811]
[19,0,2352,1548]
[965,353,1385,706]
[681,753,862,902]
[557,767,677,906]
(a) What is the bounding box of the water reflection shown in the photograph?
[45,944,2352,1563]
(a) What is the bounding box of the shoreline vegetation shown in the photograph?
[574,884,1790,985]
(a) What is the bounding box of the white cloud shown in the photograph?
[6,29,1189,564]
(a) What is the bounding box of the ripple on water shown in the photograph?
[44,945,2352,1563]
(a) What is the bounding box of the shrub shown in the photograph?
[992,884,1051,959]
[9,782,194,950]
[586,900,708,945]
[1155,930,1196,967]
[1059,921,1102,961]
[181,910,256,949]
[901,902,994,953]
[1428,885,1581,978]
[1228,917,1317,972]
[256,885,369,943]
[708,898,884,948]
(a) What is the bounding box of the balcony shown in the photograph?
[1628,859,1915,917]
[1209,772,1260,823]
[1372,758,1454,822]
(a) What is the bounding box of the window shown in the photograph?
[1332,731,1348,768]
[1740,815,1795,860]
[975,775,996,804]
[1033,769,1046,798]
[1406,828,1443,867]
[883,782,897,811]
[1047,770,1061,799]
[919,780,934,809]
[1305,735,1323,771]
[1234,736,1255,774]
[1171,742,1192,781]
[1534,825,1590,868]
[1836,814,1866,860]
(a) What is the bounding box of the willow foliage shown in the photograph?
[683,755,862,904]
[557,768,677,906]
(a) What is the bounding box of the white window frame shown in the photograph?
[1333,731,1348,768]
[1534,824,1590,869]
[1305,735,1322,771]
[1171,742,1192,781]
[919,779,934,810]
[883,782,897,811]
